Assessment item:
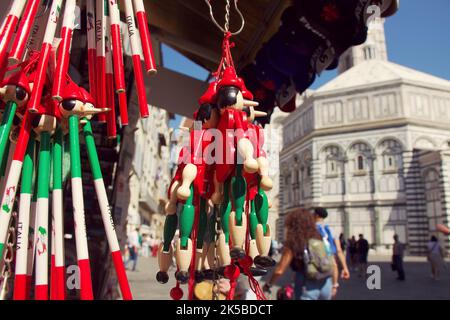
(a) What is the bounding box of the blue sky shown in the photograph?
[310,0,450,89]
[164,0,450,125]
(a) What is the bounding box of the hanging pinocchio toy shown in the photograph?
[157,0,274,300]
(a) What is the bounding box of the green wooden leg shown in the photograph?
[231,165,246,226]
[179,185,194,248]
[219,180,231,243]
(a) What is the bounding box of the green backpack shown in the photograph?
[303,238,334,280]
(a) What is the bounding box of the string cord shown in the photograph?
[204,0,245,36]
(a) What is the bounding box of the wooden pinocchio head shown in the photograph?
[0,70,32,109]
[58,79,108,119]
[216,67,259,113]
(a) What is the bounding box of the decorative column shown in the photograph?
[372,154,381,200]
[342,156,350,202]
[374,207,382,248]
[343,208,350,239]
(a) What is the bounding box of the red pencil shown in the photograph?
[133,0,157,75]
[95,0,107,122]
[124,0,149,118]
[108,0,126,93]
[0,0,26,78]
[52,0,77,100]
[105,16,117,138]
[8,0,40,63]
[27,0,63,113]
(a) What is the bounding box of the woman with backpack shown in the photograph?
[263,209,334,300]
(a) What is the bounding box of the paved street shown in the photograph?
[126,255,450,300]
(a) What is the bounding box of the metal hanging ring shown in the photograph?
[204,0,245,36]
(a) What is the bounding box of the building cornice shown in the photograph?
[281,118,450,157]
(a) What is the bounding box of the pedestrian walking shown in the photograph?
[392,234,405,281]
[427,236,445,280]
[356,234,369,277]
[263,209,334,300]
[141,235,150,258]
[313,207,351,290]
[349,236,358,271]
[339,233,346,253]
[124,227,140,271]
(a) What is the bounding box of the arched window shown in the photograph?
[327,158,338,176]
[364,46,376,60]
[285,175,292,203]
[383,151,397,171]
[357,155,365,171]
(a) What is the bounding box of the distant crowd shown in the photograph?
[123,208,449,300]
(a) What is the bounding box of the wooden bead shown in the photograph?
[175,238,193,272]
[216,232,231,267]
[257,156,273,191]
[165,180,180,215]
[255,224,271,257]
[157,243,173,272]
[229,211,247,250]
[195,248,205,271]
[237,138,259,173]
[176,164,197,200]
[248,239,259,262]
[194,281,226,300]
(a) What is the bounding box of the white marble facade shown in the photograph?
[279,19,450,255]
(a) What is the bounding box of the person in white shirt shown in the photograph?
[141,235,150,258]
[125,228,140,271]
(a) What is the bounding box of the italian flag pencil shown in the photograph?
[52,0,77,100]
[108,0,126,93]
[132,0,156,75]
[0,139,11,195]
[86,0,97,108]
[50,215,56,299]
[124,0,149,118]
[8,0,40,63]
[23,0,51,60]
[34,131,52,300]
[0,0,26,71]
[108,0,128,124]
[82,119,132,299]
[95,0,107,122]
[27,0,63,113]
[0,100,17,167]
[52,128,65,300]
[13,138,35,300]
[105,16,117,139]
[0,111,32,262]
[69,115,94,300]
[27,160,38,298]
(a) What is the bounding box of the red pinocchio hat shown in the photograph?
[79,86,95,105]
[2,70,31,95]
[237,77,254,100]
[61,78,83,101]
[198,81,218,105]
[217,67,244,91]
